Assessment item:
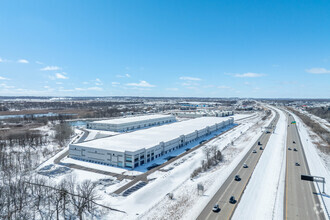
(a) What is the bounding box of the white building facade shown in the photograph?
[87,114,176,132]
[70,117,234,169]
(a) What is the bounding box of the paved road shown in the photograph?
[197,112,279,220]
[285,114,325,220]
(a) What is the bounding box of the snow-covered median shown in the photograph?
[233,107,287,220]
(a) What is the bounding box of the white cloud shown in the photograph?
[234,72,265,78]
[88,87,103,91]
[0,58,10,63]
[111,82,120,88]
[179,76,201,81]
[0,76,10,80]
[41,66,61,71]
[75,87,103,91]
[166,88,179,91]
[55,72,68,79]
[217,85,231,89]
[116,74,131,78]
[0,83,14,89]
[35,61,43,65]
[182,81,199,87]
[305,67,330,74]
[17,59,29,64]
[126,80,155,87]
[95,78,103,85]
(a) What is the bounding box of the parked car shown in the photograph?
[229,196,236,204]
[294,148,297,151]
[235,175,241,181]
[212,204,220,212]
[295,162,300,166]
[243,163,248,168]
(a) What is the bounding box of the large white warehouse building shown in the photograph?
[87,114,176,132]
[70,117,234,169]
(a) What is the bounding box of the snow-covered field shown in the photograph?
[233,113,256,121]
[296,108,330,133]
[233,107,287,220]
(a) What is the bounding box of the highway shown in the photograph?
[197,111,279,220]
[285,113,325,220]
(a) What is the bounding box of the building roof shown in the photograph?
[74,117,233,153]
[90,114,174,125]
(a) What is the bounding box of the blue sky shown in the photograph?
[0,0,329,98]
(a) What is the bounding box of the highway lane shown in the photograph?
[285,114,325,220]
[197,111,279,220]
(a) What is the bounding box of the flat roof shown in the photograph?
[74,117,232,153]
[90,114,174,125]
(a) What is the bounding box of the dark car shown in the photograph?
[295,162,300,166]
[212,204,220,212]
[293,141,296,144]
[259,147,263,150]
[294,148,297,151]
[229,196,236,204]
[288,147,292,150]
[234,175,241,181]
[243,163,248,168]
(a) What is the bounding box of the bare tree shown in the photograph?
[54,122,74,147]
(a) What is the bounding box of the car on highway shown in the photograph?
[252,150,257,153]
[259,146,263,150]
[293,141,296,144]
[234,175,241,181]
[294,148,297,151]
[229,196,236,204]
[288,147,292,150]
[295,162,300,166]
[212,204,220,212]
[243,163,248,168]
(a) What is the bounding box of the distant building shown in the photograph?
[173,110,234,118]
[87,114,176,132]
[70,117,234,169]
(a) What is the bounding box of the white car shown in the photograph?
[212,204,220,212]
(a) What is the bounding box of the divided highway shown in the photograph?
[285,113,325,220]
[197,111,279,220]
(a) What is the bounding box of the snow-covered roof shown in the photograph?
[73,117,233,153]
[90,114,174,125]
